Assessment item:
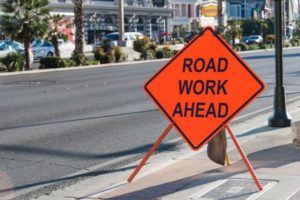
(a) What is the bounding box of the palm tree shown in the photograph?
[178,25,187,38]
[72,0,84,55]
[226,18,242,47]
[259,20,269,44]
[217,0,224,33]
[1,0,50,70]
[47,14,72,58]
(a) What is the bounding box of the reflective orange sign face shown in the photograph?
[144,27,265,150]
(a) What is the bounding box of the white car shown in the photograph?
[104,32,144,46]
[244,35,263,44]
[0,40,34,65]
[32,39,75,59]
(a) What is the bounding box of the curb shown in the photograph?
[1,46,300,77]
[237,46,300,55]
[232,95,300,125]
[0,59,168,77]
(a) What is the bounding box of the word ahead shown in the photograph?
[145,27,265,150]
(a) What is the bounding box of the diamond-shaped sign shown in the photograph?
[145,27,265,150]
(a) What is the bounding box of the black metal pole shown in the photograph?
[268,0,291,127]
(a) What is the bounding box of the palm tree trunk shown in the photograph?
[23,37,31,70]
[73,0,84,54]
[217,0,223,31]
[51,35,60,58]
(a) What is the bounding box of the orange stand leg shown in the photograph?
[225,125,263,191]
[127,123,174,183]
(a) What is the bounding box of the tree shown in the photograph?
[1,0,50,70]
[172,25,187,40]
[259,20,269,44]
[72,0,84,55]
[47,14,72,58]
[240,19,260,36]
[217,0,224,33]
[226,18,242,47]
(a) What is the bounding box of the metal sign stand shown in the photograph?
[127,123,174,183]
[127,124,263,191]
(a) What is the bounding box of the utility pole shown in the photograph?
[90,13,98,44]
[268,0,292,127]
[118,0,124,45]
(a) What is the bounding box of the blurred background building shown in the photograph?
[0,0,299,43]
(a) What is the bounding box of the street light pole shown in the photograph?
[157,16,162,44]
[134,17,137,32]
[118,0,124,45]
[129,14,138,32]
[268,0,291,127]
[92,13,97,43]
[89,13,99,44]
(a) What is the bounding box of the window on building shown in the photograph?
[182,4,187,17]
[175,4,180,17]
[237,5,241,18]
[229,4,241,18]
[188,4,191,18]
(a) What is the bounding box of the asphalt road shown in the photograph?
[0,47,300,199]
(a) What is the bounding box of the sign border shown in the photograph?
[144,27,265,150]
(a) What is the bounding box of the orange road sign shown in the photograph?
[144,27,265,150]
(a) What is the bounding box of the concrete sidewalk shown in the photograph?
[34,99,300,200]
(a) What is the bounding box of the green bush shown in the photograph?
[283,40,291,48]
[39,57,66,69]
[102,39,113,52]
[233,46,241,52]
[86,60,99,65]
[1,52,24,72]
[64,59,76,67]
[178,38,184,44]
[155,46,174,59]
[248,44,260,51]
[147,42,157,52]
[155,49,164,59]
[140,49,155,60]
[266,34,275,44]
[236,42,248,51]
[133,37,151,53]
[114,46,125,62]
[94,43,125,63]
[94,47,121,64]
[71,52,87,66]
[259,44,267,49]
[290,38,300,46]
[94,47,106,62]
[103,50,115,64]
[162,46,174,58]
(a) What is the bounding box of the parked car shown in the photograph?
[243,35,263,44]
[32,39,75,59]
[0,40,34,65]
[104,32,144,46]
